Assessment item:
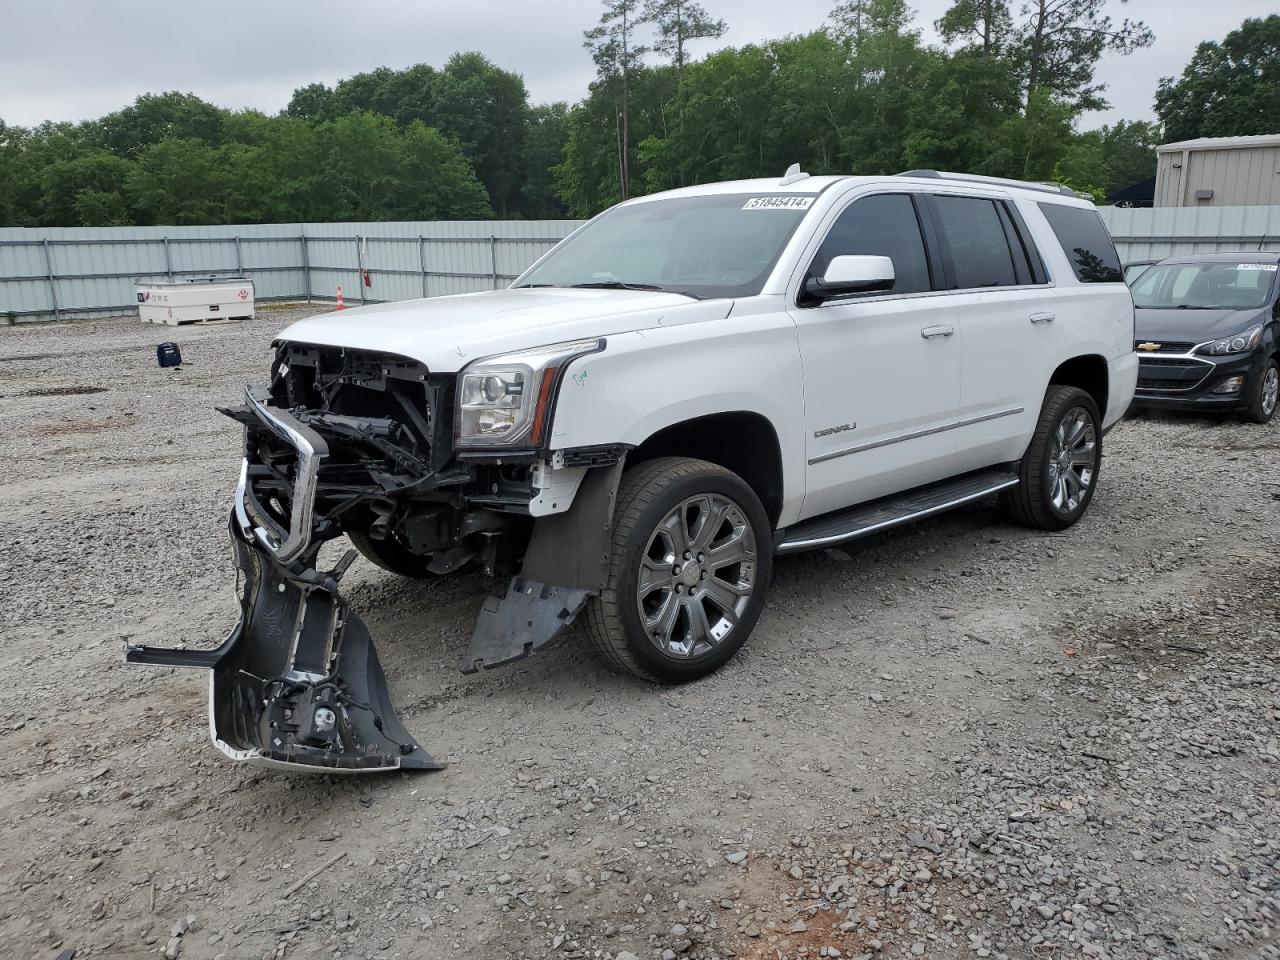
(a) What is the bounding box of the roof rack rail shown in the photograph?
[896,169,1081,198]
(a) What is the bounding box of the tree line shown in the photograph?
[0,3,1275,228]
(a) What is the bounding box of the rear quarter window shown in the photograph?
[1038,203,1124,283]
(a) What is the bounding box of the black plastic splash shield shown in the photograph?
[460,577,590,674]
[126,518,442,773]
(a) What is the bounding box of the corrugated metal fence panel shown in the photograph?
[0,220,584,321]
[1099,205,1280,261]
[9,210,1280,320]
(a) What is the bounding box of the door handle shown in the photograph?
[1030,312,1056,324]
[920,324,955,339]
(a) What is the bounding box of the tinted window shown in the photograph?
[810,194,931,295]
[932,196,1018,288]
[1038,203,1124,283]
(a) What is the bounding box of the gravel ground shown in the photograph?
[1,306,1277,960]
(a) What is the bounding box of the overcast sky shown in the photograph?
[1,0,1273,132]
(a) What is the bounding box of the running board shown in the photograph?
[776,468,1019,554]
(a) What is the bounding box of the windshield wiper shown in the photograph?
[513,283,556,288]
[569,281,667,292]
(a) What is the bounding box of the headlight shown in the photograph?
[456,339,602,447]
[1198,325,1262,356]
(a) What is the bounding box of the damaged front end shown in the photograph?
[127,384,443,771]
[128,341,622,774]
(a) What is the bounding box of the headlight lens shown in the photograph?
[1198,325,1262,356]
[456,339,602,447]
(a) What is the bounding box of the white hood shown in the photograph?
[277,288,733,371]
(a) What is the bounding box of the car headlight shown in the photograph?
[1198,325,1262,356]
[456,339,602,448]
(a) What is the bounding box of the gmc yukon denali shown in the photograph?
[129,168,1139,772]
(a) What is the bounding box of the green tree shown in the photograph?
[644,0,726,74]
[285,82,335,121]
[399,121,492,220]
[1155,15,1280,141]
[1054,119,1158,194]
[126,138,228,224]
[1017,0,1153,112]
[430,54,529,216]
[585,0,651,199]
[89,92,226,158]
[39,150,132,225]
[936,0,1013,56]
[902,47,1022,171]
[0,121,36,225]
[523,103,571,218]
[74,189,132,226]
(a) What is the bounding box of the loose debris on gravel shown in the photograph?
[0,308,1276,960]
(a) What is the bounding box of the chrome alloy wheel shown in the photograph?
[636,494,758,659]
[1263,366,1279,418]
[1047,406,1097,515]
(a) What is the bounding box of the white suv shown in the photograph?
[130,169,1138,772]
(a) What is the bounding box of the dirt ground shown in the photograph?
[1,306,1276,960]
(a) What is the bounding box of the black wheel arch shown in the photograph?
[629,411,785,528]
[1049,354,1109,420]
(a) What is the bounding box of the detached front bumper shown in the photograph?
[126,386,442,773]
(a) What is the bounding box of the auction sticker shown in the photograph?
[1237,263,1277,271]
[743,196,814,210]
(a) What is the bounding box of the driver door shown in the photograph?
[787,192,962,520]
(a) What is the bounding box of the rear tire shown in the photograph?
[1241,358,1279,424]
[1001,385,1102,531]
[584,457,772,683]
[348,531,433,579]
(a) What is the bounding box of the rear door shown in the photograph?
[920,192,1065,472]
[787,191,963,519]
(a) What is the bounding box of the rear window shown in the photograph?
[932,196,1018,289]
[1038,203,1123,283]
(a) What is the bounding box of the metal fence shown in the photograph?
[3,206,1279,322]
[1099,204,1280,262]
[0,220,583,322]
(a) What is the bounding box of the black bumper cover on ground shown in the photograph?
[126,518,443,773]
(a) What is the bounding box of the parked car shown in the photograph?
[129,168,1138,772]
[1130,253,1280,422]
[1123,259,1159,284]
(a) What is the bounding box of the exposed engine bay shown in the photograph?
[125,341,623,772]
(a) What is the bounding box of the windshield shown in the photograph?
[515,193,814,300]
[1131,261,1276,311]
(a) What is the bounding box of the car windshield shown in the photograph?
[515,193,814,300]
[1130,261,1277,310]
[1123,262,1153,284]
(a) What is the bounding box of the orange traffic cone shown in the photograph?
[336,285,345,310]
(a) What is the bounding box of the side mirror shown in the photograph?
[804,255,895,301]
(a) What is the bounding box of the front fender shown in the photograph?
[548,316,806,525]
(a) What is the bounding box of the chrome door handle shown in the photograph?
[920,324,955,339]
[1030,312,1056,324]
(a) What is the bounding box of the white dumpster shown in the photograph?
[136,277,255,325]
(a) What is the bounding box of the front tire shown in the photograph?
[1241,358,1279,424]
[1001,385,1102,531]
[348,531,434,579]
[584,457,772,683]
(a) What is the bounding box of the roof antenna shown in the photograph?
[779,163,809,186]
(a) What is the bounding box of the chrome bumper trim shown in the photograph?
[234,385,328,565]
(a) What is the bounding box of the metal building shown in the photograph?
[1155,134,1280,208]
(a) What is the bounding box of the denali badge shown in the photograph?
[814,423,856,438]
[1137,342,1161,352]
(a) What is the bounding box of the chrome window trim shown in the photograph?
[808,406,1024,465]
